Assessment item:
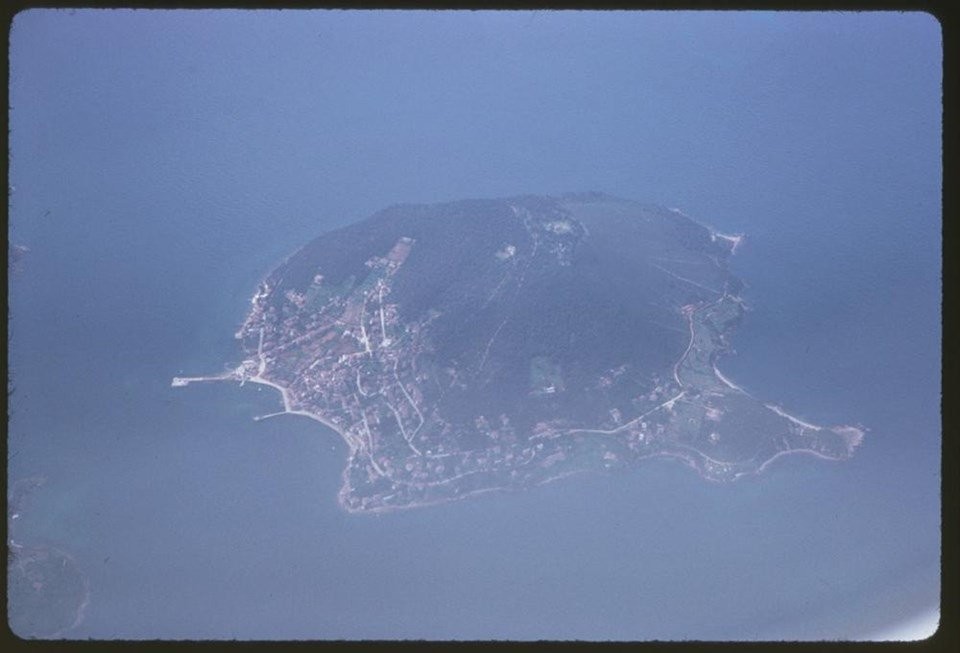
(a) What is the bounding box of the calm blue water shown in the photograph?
[8,10,940,639]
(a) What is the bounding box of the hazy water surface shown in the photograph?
[8,9,940,640]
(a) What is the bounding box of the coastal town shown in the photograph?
[173,195,864,513]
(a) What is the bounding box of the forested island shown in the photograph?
[174,192,864,513]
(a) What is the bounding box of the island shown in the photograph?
[173,192,864,513]
[8,476,90,638]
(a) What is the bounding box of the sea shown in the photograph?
[7,9,940,639]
